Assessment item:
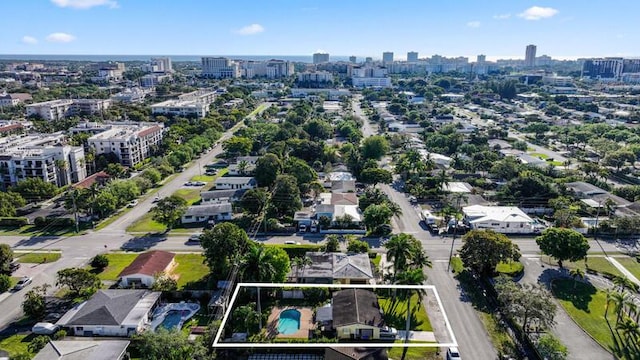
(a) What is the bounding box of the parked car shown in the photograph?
[193,181,206,186]
[152,196,161,203]
[446,347,462,360]
[284,240,301,245]
[32,322,59,335]
[298,224,307,233]
[9,261,20,273]
[188,233,203,242]
[184,182,195,186]
[13,276,32,290]
[127,200,138,208]
[379,326,398,339]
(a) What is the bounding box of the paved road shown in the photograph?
[519,257,615,360]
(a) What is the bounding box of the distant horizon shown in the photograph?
[1,53,638,63]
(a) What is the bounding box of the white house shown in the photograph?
[56,290,161,337]
[181,202,233,224]
[463,205,535,234]
[214,176,257,190]
[200,189,246,204]
[118,251,176,288]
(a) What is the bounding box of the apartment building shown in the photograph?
[297,71,334,84]
[350,66,391,88]
[140,73,171,87]
[313,53,330,64]
[201,57,240,78]
[26,99,110,120]
[0,92,32,108]
[87,123,164,168]
[581,57,640,82]
[0,133,86,188]
[240,59,294,79]
[111,88,148,103]
[150,57,173,73]
[151,90,216,118]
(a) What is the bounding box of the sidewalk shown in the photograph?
[606,256,640,286]
[397,330,436,342]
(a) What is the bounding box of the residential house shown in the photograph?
[33,340,130,360]
[332,289,385,340]
[214,176,257,190]
[56,290,161,337]
[118,251,176,288]
[315,204,363,226]
[200,189,246,204]
[325,348,389,360]
[331,180,356,193]
[565,181,634,216]
[462,205,535,234]
[289,252,374,284]
[181,202,233,224]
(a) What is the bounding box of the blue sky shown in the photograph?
[1,0,638,60]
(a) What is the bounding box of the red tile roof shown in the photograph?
[137,125,161,138]
[119,250,175,277]
[73,171,110,189]
[0,123,23,133]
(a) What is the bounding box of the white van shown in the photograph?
[32,322,59,335]
[298,224,307,232]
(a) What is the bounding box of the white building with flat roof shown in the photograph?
[463,205,535,234]
[87,123,163,168]
[201,57,240,78]
[26,99,74,121]
[0,133,86,188]
[150,99,208,118]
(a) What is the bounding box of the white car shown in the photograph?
[14,276,32,290]
[446,347,462,360]
[127,200,138,208]
[32,322,59,335]
[189,233,203,242]
[193,181,206,186]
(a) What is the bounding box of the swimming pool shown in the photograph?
[150,302,200,331]
[278,309,301,335]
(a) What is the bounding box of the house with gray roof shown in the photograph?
[33,339,130,360]
[214,176,257,190]
[181,202,233,224]
[332,289,385,340]
[289,252,374,284]
[56,290,161,337]
[200,189,246,204]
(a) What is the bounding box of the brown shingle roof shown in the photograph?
[118,251,175,277]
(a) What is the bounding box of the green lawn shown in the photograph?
[529,152,549,159]
[92,253,139,281]
[174,188,202,206]
[174,254,209,289]
[371,254,381,269]
[15,252,61,264]
[190,174,216,182]
[378,293,432,332]
[551,279,616,351]
[387,343,439,360]
[126,212,166,233]
[541,256,624,278]
[0,224,81,237]
[615,257,640,280]
[0,333,32,358]
[495,261,524,276]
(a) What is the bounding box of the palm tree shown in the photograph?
[386,201,403,218]
[237,160,249,176]
[384,234,414,281]
[613,276,637,293]
[570,268,585,289]
[240,245,277,330]
[292,256,312,283]
[610,291,633,325]
[604,289,614,322]
[616,317,640,352]
[395,268,427,360]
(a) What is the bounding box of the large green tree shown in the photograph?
[254,153,282,188]
[56,268,101,298]
[222,136,253,156]
[359,168,393,187]
[0,244,13,274]
[22,284,50,320]
[151,195,188,231]
[241,244,290,283]
[200,222,250,275]
[495,277,556,332]
[361,135,390,160]
[240,188,269,215]
[536,227,590,269]
[270,175,302,217]
[134,328,206,360]
[536,334,568,360]
[0,191,26,217]
[459,230,521,276]
[284,157,317,192]
[363,203,393,233]
[12,178,58,202]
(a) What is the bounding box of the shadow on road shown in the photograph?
[120,233,168,251]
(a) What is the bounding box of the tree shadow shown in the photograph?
[120,234,168,251]
[550,278,596,312]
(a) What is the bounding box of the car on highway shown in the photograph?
[13,276,32,290]
[446,347,462,360]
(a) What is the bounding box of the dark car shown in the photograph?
[9,262,20,272]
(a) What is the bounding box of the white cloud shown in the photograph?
[493,13,511,20]
[235,23,265,35]
[518,6,559,20]
[46,32,76,43]
[466,21,481,28]
[51,0,118,9]
[22,36,38,45]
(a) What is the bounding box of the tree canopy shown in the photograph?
[459,230,521,276]
[11,178,59,202]
[536,227,590,268]
[361,135,390,160]
[200,222,250,275]
[151,195,188,230]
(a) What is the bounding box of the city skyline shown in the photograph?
[0,0,638,60]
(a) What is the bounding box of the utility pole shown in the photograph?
[70,189,79,233]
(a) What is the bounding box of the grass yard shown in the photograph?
[529,152,549,159]
[615,257,640,280]
[387,343,439,360]
[551,279,616,351]
[541,256,624,278]
[92,253,139,281]
[0,333,32,358]
[495,261,524,276]
[126,212,166,233]
[14,252,61,264]
[174,188,202,206]
[173,253,209,290]
[0,224,81,237]
[378,293,432,332]
[371,254,381,269]
[190,174,216,182]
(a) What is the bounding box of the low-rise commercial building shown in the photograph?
[26,99,111,120]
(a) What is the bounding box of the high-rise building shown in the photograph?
[365,57,373,64]
[525,45,537,67]
[407,51,419,62]
[201,57,240,78]
[150,57,172,73]
[476,54,486,64]
[382,52,394,64]
[349,56,357,63]
[313,53,330,64]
